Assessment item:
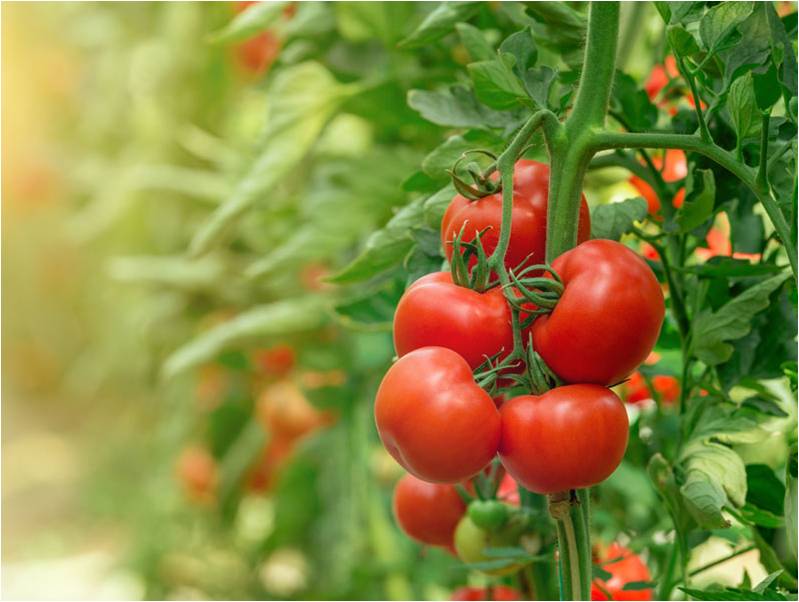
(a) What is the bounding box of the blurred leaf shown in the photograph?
[680,586,790,601]
[590,197,648,241]
[189,62,358,257]
[786,447,798,559]
[678,257,782,278]
[164,297,327,378]
[740,503,784,528]
[219,419,268,518]
[691,273,790,365]
[107,255,226,290]
[398,1,479,49]
[679,442,743,528]
[209,1,287,44]
[456,22,494,62]
[499,28,537,78]
[333,282,402,331]
[622,581,659,591]
[740,396,788,417]
[746,464,785,516]
[335,2,412,46]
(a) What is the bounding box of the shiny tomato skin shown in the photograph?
[393,272,513,370]
[451,586,521,601]
[441,160,590,272]
[375,347,501,483]
[499,385,629,493]
[393,473,466,547]
[591,543,653,601]
[532,240,665,386]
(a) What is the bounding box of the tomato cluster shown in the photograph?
[377,160,663,567]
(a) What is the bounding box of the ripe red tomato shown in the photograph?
[629,149,687,214]
[375,347,501,483]
[499,385,628,493]
[592,543,653,601]
[624,372,679,406]
[393,272,514,370]
[392,473,465,547]
[441,160,591,272]
[451,586,521,601]
[253,344,296,377]
[232,2,281,76]
[532,240,664,386]
[644,56,679,101]
[256,381,334,441]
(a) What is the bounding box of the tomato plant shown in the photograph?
[10,1,796,601]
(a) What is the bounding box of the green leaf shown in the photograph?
[678,257,782,278]
[456,22,495,62]
[720,4,771,87]
[522,66,558,109]
[398,1,479,49]
[590,197,648,241]
[499,28,537,78]
[691,273,790,365]
[680,441,746,528]
[753,62,781,111]
[333,281,403,331]
[681,586,790,601]
[753,571,784,595]
[612,71,658,131]
[407,85,514,129]
[335,2,412,46]
[163,297,327,378]
[740,396,789,417]
[208,1,287,44]
[699,2,754,52]
[729,73,762,144]
[423,184,457,227]
[468,55,529,110]
[107,255,225,290]
[189,63,357,257]
[785,449,798,559]
[667,25,701,57]
[740,503,784,528]
[219,420,268,514]
[421,130,504,181]
[330,186,453,284]
[766,2,798,97]
[676,168,715,232]
[747,464,786,516]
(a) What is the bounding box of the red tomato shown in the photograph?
[532,240,664,386]
[644,56,679,101]
[232,2,281,76]
[246,435,294,493]
[393,272,514,370]
[451,586,521,601]
[499,385,629,493]
[256,380,334,441]
[592,543,653,601]
[253,344,296,377]
[629,150,687,214]
[176,446,217,502]
[393,473,466,547]
[375,347,501,483]
[441,160,591,272]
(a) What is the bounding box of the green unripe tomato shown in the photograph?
[467,499,509,531]
[453,516,525,576]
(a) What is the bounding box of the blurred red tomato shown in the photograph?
[253,344,296,377]
[592,543,653,601]
[695,227,761,262]
[231,1,283,76]
[176,446,217,503]
[256,380,335,441]
[624,372,679,405]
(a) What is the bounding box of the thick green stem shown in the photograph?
[567,2,621,133]
[592,131,798,279]
[757,111,771,189]
[550,491,592,600]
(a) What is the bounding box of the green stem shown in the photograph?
[550,492,592,601]
[657,541,679,601]
[677,58,712,143]
[592,131,798,279]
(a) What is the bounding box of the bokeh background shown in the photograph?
[3,2,795,601]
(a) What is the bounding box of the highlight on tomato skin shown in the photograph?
[591,542,654,601]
